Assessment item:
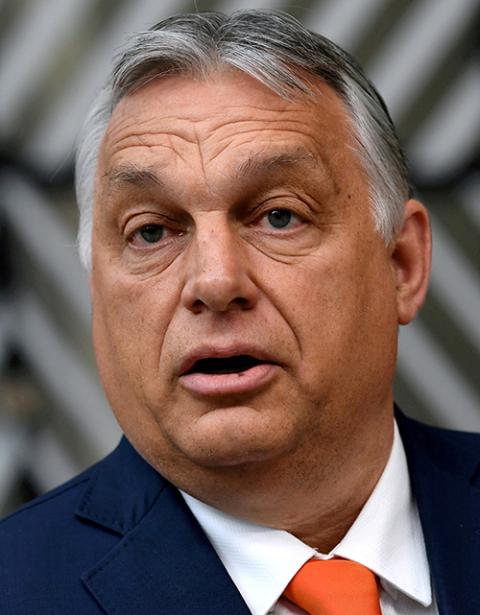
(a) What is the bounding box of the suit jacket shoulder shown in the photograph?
[0,437,250,615]
[0,445,123,614]
[397,409,480,615]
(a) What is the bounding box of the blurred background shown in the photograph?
[0,0,479,516]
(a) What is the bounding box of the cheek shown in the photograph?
[276,244,397,373]
[91,268,178,394]
[269,254,354,335]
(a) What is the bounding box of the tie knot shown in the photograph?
[284,559,382,615]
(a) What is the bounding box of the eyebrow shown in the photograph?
[105,165,166,190]
[235,150,321,178]
[105,148,330,193]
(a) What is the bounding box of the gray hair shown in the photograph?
[75,10,411,270]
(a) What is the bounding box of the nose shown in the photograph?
[181,215,259,313]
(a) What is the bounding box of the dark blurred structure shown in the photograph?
[1,0,479,515]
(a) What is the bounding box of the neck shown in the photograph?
[271,414,395,552]
[178,410,395,552]
[279,449,390,552]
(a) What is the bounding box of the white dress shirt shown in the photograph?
[181,422,438,615]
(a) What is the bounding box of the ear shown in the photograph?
[391,199,432,325]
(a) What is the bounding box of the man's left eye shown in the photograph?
[261,209,301,230]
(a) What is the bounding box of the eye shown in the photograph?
[129,224,166,247]
[267,209,293,229]
[139,224,164,243]
[259,208,303,231]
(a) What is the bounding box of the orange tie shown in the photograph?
[283,559,382,615]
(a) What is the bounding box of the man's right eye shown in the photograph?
[135,224,165,244]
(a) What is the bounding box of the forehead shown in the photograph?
[97,70,361,190]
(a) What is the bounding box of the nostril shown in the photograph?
[189,294,254,314]
[225,296,254,311]
[190,298,206,314]
[234,297,253,309]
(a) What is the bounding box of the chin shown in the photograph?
[182,441,284,468]
[168,404,297,469]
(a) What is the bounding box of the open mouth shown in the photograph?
[179,352,278,396]
[184,354,266,375]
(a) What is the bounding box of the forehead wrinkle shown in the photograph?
[202,120,345,190]
[106,129,199,161]
[104,109,208,161]
[104,113,163,150]
[203,113,317,141]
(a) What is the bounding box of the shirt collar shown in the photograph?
[332,421,432,606]
[181,421,432,615]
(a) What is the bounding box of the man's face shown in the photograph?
[91,71,400,494]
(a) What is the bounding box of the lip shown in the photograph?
[179,363,279,397]
[178,345,277,377]
[177,345,279,397]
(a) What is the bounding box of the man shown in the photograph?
[1,9,479,615]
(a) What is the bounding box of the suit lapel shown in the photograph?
[397,411,480,615]
[76,438,251,615]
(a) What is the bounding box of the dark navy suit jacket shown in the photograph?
[1,410,480,614]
